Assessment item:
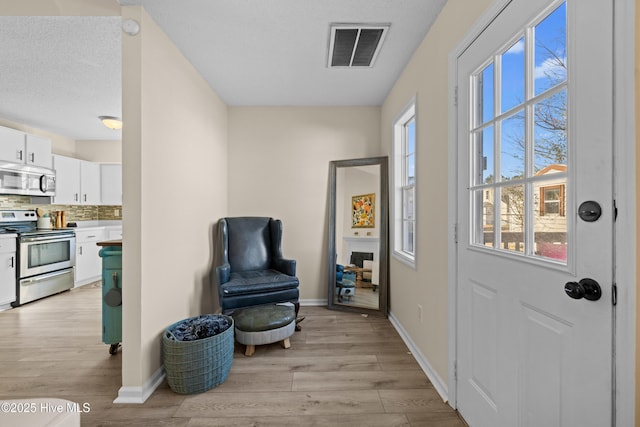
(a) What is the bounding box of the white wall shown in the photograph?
[122,6,228,393]
[381,0,494,388]
[228,107,381,303]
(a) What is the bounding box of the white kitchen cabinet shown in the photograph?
[75,229,106,287]
[25,134,52,168]
[80,161,101,204]
[100,163,122,205]
[52,155,81,204]
[0,236,16,306]
[106,226,122,240]
[52,155,101,205]
[0,126,52,168]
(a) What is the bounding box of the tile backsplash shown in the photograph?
[0,195,122,222]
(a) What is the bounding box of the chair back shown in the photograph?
[224,217,274,272]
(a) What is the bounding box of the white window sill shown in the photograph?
[392,250,416,269]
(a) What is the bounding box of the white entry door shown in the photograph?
[456,0,613,426]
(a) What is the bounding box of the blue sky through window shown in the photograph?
[479,1,566,180]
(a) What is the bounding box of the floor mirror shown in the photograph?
[327,156,388,316]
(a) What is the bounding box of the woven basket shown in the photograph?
[162,314,234,394]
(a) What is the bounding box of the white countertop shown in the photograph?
[72,220,122,230]
[0,233,17,239]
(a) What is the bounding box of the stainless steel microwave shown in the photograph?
[0,162,56,196]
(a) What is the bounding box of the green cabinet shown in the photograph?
[99,246,122,355]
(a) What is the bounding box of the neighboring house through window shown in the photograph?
[393,100,416,266]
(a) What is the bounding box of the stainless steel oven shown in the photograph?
[19,231,75,277]
[0,210,76,307]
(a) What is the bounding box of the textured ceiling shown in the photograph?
[0,1,446,140]
[120,0,447,106]
[0,16,122,140]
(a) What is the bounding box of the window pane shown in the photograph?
[402,186,414,220]
[500,111,525,181]
[478,63,494,124]
[534,89,567,174]
[407,119,415,154]
[535,183,567,261]
[403,220,415,253]
[534,3,567,96]
[473,126,494,185]
[501,37,525,113]
[500,185,525,253]
[472,189,494,248]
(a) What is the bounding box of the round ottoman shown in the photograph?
[233,304,296,356]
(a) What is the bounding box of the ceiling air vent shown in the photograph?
[328,24,389,68]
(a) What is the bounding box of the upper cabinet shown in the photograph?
[0,125,52,168]
[100,163,122,205]
[52,155,101,205]
[80,161,101,204]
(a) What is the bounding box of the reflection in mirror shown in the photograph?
[328,157,388,316]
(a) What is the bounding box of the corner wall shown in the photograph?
[380,0,494,390]
[227,107,381,303]
[121,6,228,397]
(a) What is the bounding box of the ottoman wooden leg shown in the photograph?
[281,337,291,349]
[245,344,255,357]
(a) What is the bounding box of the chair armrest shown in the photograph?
[216,263,231,285]
[273,257,296,276]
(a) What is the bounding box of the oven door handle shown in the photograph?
[21,234,75,243]
[21,269,73,285]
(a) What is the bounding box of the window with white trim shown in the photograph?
[393,101,416,265]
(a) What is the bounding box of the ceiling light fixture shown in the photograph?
[99,116,123,130]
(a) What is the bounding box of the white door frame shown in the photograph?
[446,0,636,425]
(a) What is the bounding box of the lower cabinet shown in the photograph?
[0,237,16,306]
[75,229,106,287]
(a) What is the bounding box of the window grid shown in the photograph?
[469,1,568,261]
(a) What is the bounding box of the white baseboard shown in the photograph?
[388,310,449,402]
[113,366,165,404]
[300,299,327,306]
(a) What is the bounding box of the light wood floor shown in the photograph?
[0,283,467,427]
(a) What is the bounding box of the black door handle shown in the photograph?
[564,278,601,301]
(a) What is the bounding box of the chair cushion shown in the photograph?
[222,270,299,296]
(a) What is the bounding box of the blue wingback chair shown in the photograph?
[214,217,300,317]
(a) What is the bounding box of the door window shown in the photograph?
[470,1,568,262]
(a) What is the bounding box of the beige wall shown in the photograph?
[0,0,119,16]
[228,107,381,302]
[75,140,122,163]
[380,0,494,386]
[121,6,228,388]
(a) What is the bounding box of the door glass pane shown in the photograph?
[534,89,567,174]
[534,3,567,96]
[479,63,494,124]
[534,182,567,261]
[473,189,494,248]
[500,185,524,253]
[500,111,525,181]
[474,126,494,185]
[501,37,525,113]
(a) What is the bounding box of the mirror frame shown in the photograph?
[327,156,389,316]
